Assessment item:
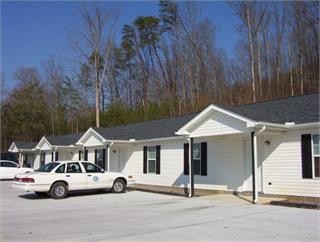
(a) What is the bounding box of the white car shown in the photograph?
[12,161,135,199]
[0,160,33,180]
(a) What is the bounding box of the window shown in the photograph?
[55,164,65,173]
[183,142,207,176]
[37,162,60,172]
[147,146,156,173]
[1,161,18,168]
[66,163,82,173]
[193,143,201,175]
[313,134,320,178]
[82,162,103,173]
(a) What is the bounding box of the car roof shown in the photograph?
[54,160,89,164]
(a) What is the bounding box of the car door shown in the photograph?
[81,162,113,189]
[64,162,87,190]
[0,161,20,179]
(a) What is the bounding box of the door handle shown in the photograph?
[87,174,92,177]
[66,175,71,177]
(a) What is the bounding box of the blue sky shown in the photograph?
[1,1,238,90]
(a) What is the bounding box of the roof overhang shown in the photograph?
[8,142,18,152]
[175,104,255,136]
[35,136,52,150]
[176,104,320,137]
[76,127,107,146]
[8,142,36,153]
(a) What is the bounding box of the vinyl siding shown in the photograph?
[122,136,247,192]
[262,128,320,197]
[189,111,247,137]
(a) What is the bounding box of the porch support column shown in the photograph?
[19,152,22,166]
[251,131,258,203]
[189,137,194,198]
[52,148,55,162]
[107,144,110,171]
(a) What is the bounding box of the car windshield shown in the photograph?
[37,162,60,172]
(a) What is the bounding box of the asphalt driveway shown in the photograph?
[0,181,319,241]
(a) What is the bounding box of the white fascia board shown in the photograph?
[35,136,51,149]
[76,127,107,145]
[176,104,255,135]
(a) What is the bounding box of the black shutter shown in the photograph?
[201,142,207,176]
[301,134,312,178]
[184,143,189,175]
[143,146,148,174]
[55,152,59,161]
[84,148,88,161]
[51,151,54,162]
[156,145,161,174]
[78,150,81,160]
[94,149,97,165]
[102,149,106,170]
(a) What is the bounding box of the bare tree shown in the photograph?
[71,4,118,127]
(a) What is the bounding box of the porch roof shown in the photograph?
[45,132,84,146]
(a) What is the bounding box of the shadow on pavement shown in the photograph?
[17,189,132,200]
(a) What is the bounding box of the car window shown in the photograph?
[37,162,60,172]
[66,163,82,173]
[82,162,103,173]
[55,164,65,173]
[1,161,18,168]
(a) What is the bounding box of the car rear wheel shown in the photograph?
[112,179,126,193]
[35,192,47,197]
[50,182,68,199]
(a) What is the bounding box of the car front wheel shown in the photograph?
[112,179,126,193]
[50,182,68,199]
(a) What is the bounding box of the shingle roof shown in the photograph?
[13,141,37,150]
[93,113,198,140]
[93,93,319,140]
[225,93,319,124]
[45,133,84,146]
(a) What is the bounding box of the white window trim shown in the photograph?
[193,143,201,176]
[147,146,156,174]
[312,134,320,179]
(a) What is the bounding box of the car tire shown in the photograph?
[50,182,68,199]
[112,179,126,193]
[35,192,47,197]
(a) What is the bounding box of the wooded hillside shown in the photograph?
[1,1,319,151]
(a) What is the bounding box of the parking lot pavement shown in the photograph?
[0,181,319,242]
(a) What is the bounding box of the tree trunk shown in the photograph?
[246,7,256,103]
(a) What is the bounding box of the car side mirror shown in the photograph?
[101,169,105,173]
